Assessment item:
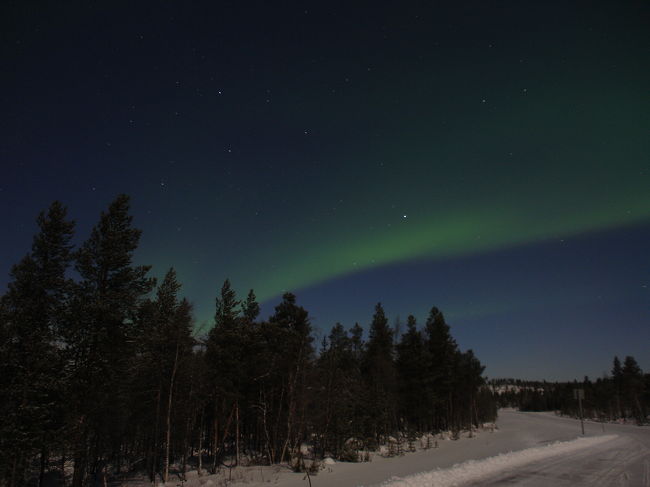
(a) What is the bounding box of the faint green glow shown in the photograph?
[247,195,650,303]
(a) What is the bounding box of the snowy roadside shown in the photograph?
[380,435,617,487]
[131,426,497,487]
[129,410,632,487]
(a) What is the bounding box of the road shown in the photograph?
[466,410,650,486]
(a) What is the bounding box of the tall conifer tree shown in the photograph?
[424,306,458,431]
[395,315,427,431]
[363,303,396,442]
[0,202,74,487]
[66,194,154,487]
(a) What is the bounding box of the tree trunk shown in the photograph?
[211,404,219,474]
[72,449,86,487]
[39,446,48,487]
[469,395,474,438]
[163,342,180,484]
[256,393,274,464]
[72,425,88,487]
[9,451,19,487]
[151,387,162,483]
[272,385,286,463]
[61,452,66,487]
[197,410,204,475]
[235,401,240,467]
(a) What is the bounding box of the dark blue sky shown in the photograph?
[1,1,648,380]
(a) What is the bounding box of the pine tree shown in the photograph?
[236,288,260,461]
[214,279,240,330]
[454,349,485,433]
[162,297,194,482]
[395,315,427,432]
[349,322,364,360]
[363,303,396,443]
[621,356,644,422]
[205,279,242,399]
[204,279,243,471]
[314,323,362,458]
[241,289,260,324]
[65,194,154,487]
[424,306,459,432]
[248,293,314,464]
[131,269,195,482]
[0,202,74,487]
[612,356,623,419]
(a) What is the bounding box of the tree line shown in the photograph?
[491,355,649,422]
[0,195,496,487]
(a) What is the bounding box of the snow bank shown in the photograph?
[381,434,617,487]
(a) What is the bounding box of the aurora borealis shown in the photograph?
[1,1,648,380]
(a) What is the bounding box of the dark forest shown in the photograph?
[1,196,496,487]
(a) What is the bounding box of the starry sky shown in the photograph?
[1,1,649,380]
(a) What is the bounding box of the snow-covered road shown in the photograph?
[463,412,650,486]
[384,410,650,487]
[464,434,649,486]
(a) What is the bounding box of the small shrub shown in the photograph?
[339,446,359,462]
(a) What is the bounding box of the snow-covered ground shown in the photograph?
[383,435,617,486]
[157,410,650,487]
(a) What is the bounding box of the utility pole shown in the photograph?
[574,389,585,435]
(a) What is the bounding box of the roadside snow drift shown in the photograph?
[381,434,617,487]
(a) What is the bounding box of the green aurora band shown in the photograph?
[249,198,650,304]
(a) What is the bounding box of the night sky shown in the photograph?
[2,1,649,380]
